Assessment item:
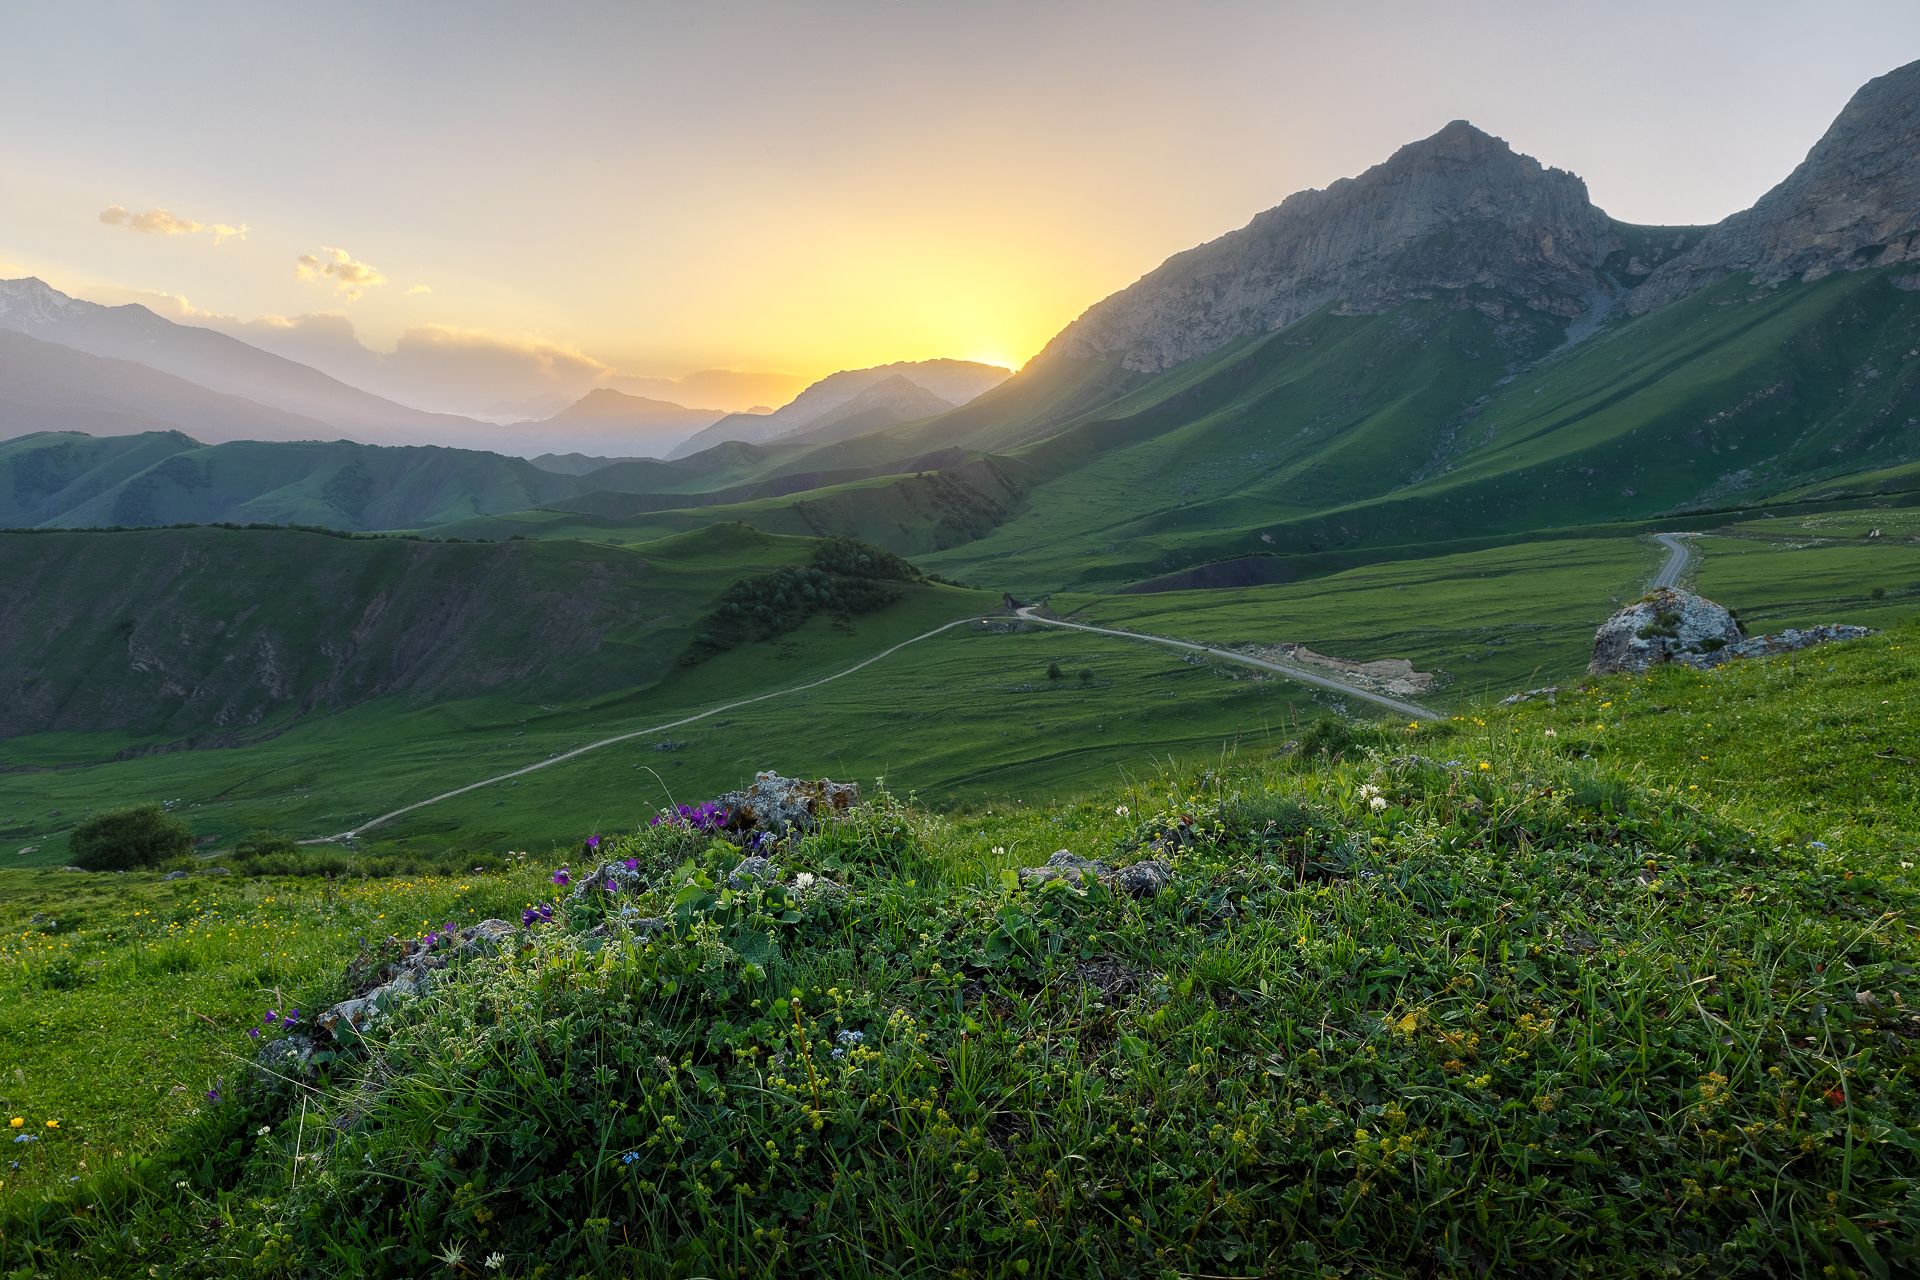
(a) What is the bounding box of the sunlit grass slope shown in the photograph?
[2,623,1914,1277]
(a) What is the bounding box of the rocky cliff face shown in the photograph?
[1629,58,1920,313]
[1037,121,1619,374]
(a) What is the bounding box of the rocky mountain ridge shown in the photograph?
[1630,58,1920,312]
[1038,120,1624,374]
[1029,59,1920,378]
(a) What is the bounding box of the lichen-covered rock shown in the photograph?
[727,855,779,888]
[569,860,646,901]
[1589,590,1743,674]
[317,919,517,1042]
[716,772,860,836]
[1677,624,1877,669]
[1018,849,1108,887]
[1111,860,1173,899]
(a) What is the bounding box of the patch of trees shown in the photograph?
[68,804,192,870]
[685,537,921,661]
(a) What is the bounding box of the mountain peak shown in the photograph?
[1039,119,1612,373]
[1630,57,1920,311]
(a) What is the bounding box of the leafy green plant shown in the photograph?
[66,805,191,871]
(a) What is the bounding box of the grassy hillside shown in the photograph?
[0,523,822,746]
[2,622,1914,1276]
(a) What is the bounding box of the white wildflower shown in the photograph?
[1358,784,1381,801]
[1115,806,1130,818]
[1544,728,1558,738]
[1368,796,1388,813]
[991,845,1005,857]
[793,872,816,891]
[485,1253,507,1272]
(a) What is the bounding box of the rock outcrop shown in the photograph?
[315,919,517,1041]
[1630,58,1920,312]
[1589,589,1743,674]
[1016,849,1172,899]
[715,772,861,836]
[1036,120,1618,374]
[1590,589,1875,674]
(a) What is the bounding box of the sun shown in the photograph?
[968,351,1021,372]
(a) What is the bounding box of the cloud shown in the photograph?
[294,246,387,299]
[100,204,247,245]
[407,283,432,295]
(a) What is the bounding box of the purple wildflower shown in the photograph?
[623,857,639,872]
[604,878,619,893]
[264,1010,279,1025]
[247,1027,261,1040]
[521,908,536,926]
[285,1010,299,1025]
[537,902,554,921]
[205,1086,221,1103]
[587,834,602,850]
[552,868,571,887]
[424,932,438,948]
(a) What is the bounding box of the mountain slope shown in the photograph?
[0,523,816,745]
[0,277,489,442]
[0,430,204,527]
[0,328,340,446]
[2,431,584,530]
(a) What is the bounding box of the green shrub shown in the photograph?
[67,804,192,871]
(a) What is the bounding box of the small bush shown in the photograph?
[68,805,192,871]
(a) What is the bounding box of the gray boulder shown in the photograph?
[1589,589,1743,674]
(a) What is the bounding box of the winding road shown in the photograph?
[1015,606,1440,720]
[1649,533,1696,589]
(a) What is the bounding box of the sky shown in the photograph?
[4,0,1919,414]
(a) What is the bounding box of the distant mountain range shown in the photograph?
[667,359,1010,458]
[6,58,1919,593]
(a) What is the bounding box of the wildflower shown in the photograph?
[284,1010,299,1025]
[424,932,439,947]
[603,878,619,893]
[794,872,817,891]
[1808,840,1828,850]
[44,1120,58,1130]
[11,1134,36,1145]
[1407,721,1419,730]
[205,1086,221,1103]
[837,1029,864,1046]
[552,868,571,887]
[264,1010,279,1024]
[1115,805,1130,818]
[1369,796,1388,813]
[991,845,1005,857]
[6,1119,18,1129]
[247,1028,261,1040]
[537,903,554,921]
[621,1150,641,1166]
[521,908,536,926]
[1543,728,1557,738]
[485,1254,507,1272]
[623,857,639,873]
[1478,761,1491,771]
[587,834,602,850]
[257,1125,271,1137]
[1358,784,1381,800]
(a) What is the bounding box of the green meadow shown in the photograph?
[2,619,1915,1276]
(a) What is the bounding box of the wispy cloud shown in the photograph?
[99,204,248,245]
[295,246,387,299]
[406,283,432,295]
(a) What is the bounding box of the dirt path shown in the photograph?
[303,616,982,843]
[1014,607,1440,720]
